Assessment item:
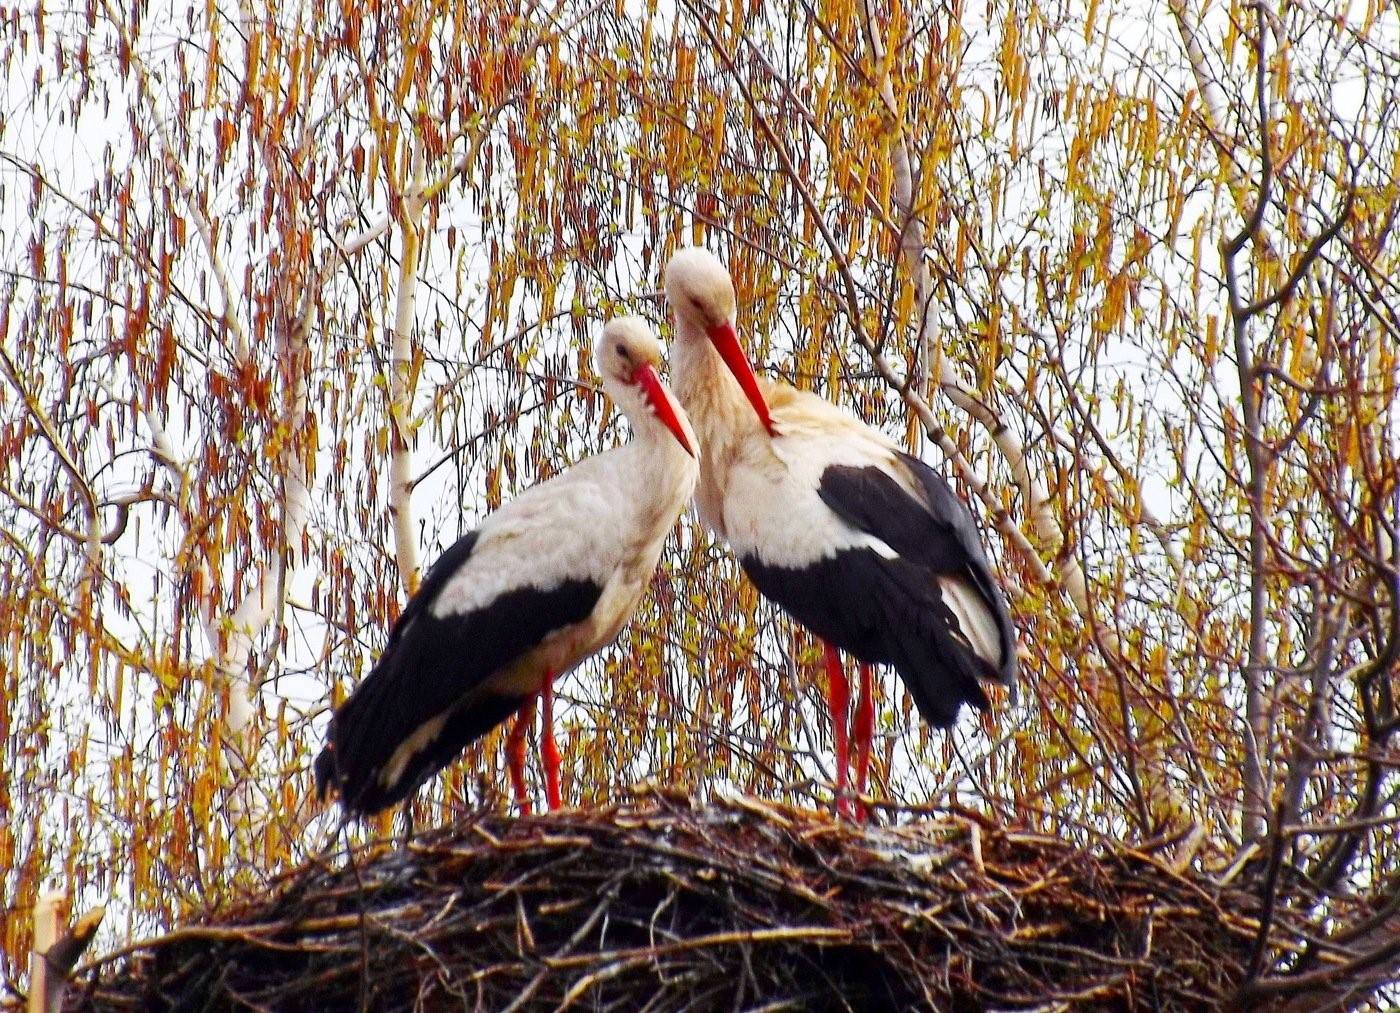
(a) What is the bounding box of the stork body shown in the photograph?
[316,319,698,816]
[664,248,1016,817]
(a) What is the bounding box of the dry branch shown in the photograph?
[27,895,104,1013]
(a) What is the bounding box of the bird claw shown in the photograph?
[375,848,421,883]
[834,790,856,821]
[833,789,871,824]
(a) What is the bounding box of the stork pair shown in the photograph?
[315,249,1016,821]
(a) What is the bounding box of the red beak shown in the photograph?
[633,363,696,457]
[707,320,775,436]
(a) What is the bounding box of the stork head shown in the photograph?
[664,247,775,436]
[596,317,696,457]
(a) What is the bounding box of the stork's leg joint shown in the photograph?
[506,697,537,816]
[823,641,854,820]
[852,663,876,823]
[541,668,562,812]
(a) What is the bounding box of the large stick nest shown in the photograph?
[68,792,1262,1010]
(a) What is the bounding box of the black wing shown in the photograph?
[820,453,1017,682]
[315,530,603,815]
[742,454,1015,729]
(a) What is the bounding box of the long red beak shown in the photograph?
[707,320,775,436]
[634,363,696,457]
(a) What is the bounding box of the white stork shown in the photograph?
[663,248,1016,818]
[316,318,698,816]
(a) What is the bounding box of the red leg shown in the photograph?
[506,696,537,815]
[823,641,853,819]
[540,668,562,811]
[852,663,876,822]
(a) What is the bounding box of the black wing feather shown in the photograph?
[817,454,1017,683]
[316,530,603,815]
[741,453,1015,730]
